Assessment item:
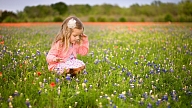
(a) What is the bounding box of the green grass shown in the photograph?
[0,23,192,108]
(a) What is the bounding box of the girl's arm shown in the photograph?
[46,42,61,63]
[76,34,89,56]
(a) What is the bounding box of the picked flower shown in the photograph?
[67,18,76,29]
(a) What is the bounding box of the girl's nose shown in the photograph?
[76,36,80,40]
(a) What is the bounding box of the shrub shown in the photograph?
[97,17,106,22]
[119,17,126,22]
[53,16,63,22]
[3,16,17,22]
[88,17,96,22]
[164,14,173,22]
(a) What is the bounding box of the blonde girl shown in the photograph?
[46,16,89,76]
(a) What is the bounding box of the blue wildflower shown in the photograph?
[156,99,161,106]
[113,91,117,95]
[7,96,13,102]
[134,61,138,65]
[145,74,149,78]
[36,50,41,55]
[56,78,60,83]
[147,103,152,108]
[89,85,92,89]
[147,61,152,66]
[187,91,192,95]
[25,98,31,108]
[66,74,71,81]
[83,70,88,74]
[162,93,168,101]
[170,67,174,72]
[84,78,88,83]
[94,59,100,64]
[139,99,144,106]
[38,89,41,95]
[43,78,47,83]
[119,93,126,100]
[142,92,148,99]
[12,90,20,97]
[126,71,132,77]
[122,67,126,72]
[149,69,154,74]
[162,68,167,72]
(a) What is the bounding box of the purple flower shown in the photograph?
[147,61,152,66]
[149,69,154,74]
[43,78,47,83]
[94,59,100,64]
[84,78,88,83]
[147,103,152,108]
[139,101,144,106]
[113,91,117,95]
[36,50,41,55]
[126,72,132,77]
[12,90,20,97]
[83,70,88,74]
[25,99,31,108]
[162,68,167,72]
[170,68,174,72]
[145,74,149,78]
[119,94,126,100]
[162,94,168,101]
[122,67,126,72]
[66,74,71,81]
[38,90,41,95]
[134,61,138,65]
[56,78,60,83]
[142,92,148,99]
[156,99,161,106]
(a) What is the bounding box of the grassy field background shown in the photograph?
[0,22,192,108]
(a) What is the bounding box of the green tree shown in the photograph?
[24,5,58,18]
[51,2,68,15]
[0,10,17,22]
[68,4,91,16]
[179,0,192,16]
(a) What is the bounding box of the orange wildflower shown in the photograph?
[114,46,118,48]
[37,72,41,76]
[0,41,4,45]
[50,82,56,88]
[0,72,2,77]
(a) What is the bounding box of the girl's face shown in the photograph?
[70,28,83,44]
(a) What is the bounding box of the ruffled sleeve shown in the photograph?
[76,35,89,56]
[46,41,62,64]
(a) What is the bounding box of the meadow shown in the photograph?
[0,22,192,108]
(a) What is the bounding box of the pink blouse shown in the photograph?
[46,36,89,71]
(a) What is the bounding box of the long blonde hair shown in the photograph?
[52,16,84,53]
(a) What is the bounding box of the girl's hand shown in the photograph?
[53,57,63,62]
[81,33,87,37]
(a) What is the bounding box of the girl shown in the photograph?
[46,16,89,76]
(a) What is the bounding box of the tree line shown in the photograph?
[0,0,192,22]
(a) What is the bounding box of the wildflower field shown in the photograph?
[0,22,192,108]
